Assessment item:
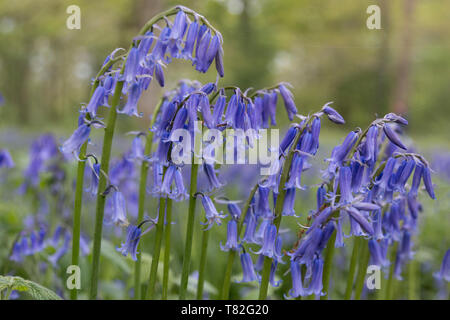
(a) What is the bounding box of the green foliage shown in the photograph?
[0,275,62,300]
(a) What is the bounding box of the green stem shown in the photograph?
[162,198,173,300]
[70,142,87,300]
[145,197,167,299]
[385,242,398,300]
[196,225,210,300]
[353,239,370,300]
[179,161,199,299]
[89,80,125,300]
[258,126,305,300]
[344,236,362,299]
[321,230,337,300]
[408,259,417,300]
[221,183,259,299]
[134,99,164,300]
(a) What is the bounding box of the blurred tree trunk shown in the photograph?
[391,0,416,115]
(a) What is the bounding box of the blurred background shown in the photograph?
[0,0,449,299]
[1,0,449,139]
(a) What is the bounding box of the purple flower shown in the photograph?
[106,190,128,226]
[434,249,450,282]
[237,252,260,283]
[200,195,227,230]
[220,219,239,251]
[227,203,241,220]
[306,257,325,296]
[422,165,435,199]
[409,163,423,197]
[60,124,91,156]
[154,63,165,87]
[86,86,106,117]
[252,224,278,258]
[282,188,298,216]
[181,21,199,60]
[48,232,71,267]
[322,102,345,124]
[86,163,100,196]
[202,163,222,190]
[345,207,374,236]
[0,149,14,169]
[117,225,142,261]
[119,82,142,117]
[285,154,305,190]
[383,124,407,150]
[278,85,297,121]
[286,260,306,298]
[368,239,389,267]
[124,47,139,83]
[242,213,258,244]
[338,166,353,204]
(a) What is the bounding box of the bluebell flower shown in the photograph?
[335,219,345,247]
[151,163,164,194]
[422,165,435,199]
[344,207,374,236]
[0,149,14,168]
[152,27,171,61]
[220,219,239,251]
[310,117,321,155]
[237,252,260,283]
[384,113,408,125]
[106,189,129,226]
[408,163,423,197]
[195,29,211,72]
[375,157,397,193]
[306,257,325,296]
[119,82,142,117]
[200,195,227,230]
[128,135,145,161]
[285,154,305,190]
[368,239,389,267]
[117,225,142,261]
[181,21,199,61]
[383,123,407,150]
[215,46,224,77]
[154,63,165,87]
[60,123,91,156]
[171,167,188,201]
[362,125,378,164]
[278,85,297,121]
[286,260,306,298]
[338,166,353,204]
[279,127,297,156]
[317,222,335,252]
[256,186,272,218]
[307,207,333,235]
[282,188,298,216]
[227,203,241,220]
[202,163,222,190]
[212,93,226,127]
[160,165,177,197]
[350,160,365,193]
[255,219,271,244]
[321,102,345,124]
[201,35,221,73]
[270,261,282,287]
[48,231,71,267]
[169,10,187,48]
[86,86,106,117]
[252,224,278,258]
[242,213,258,244]
[199,95,214,128]
[394,159,415,192]
[434,249,450,282]
[137,31,154,63]
[224,94,238,127]
[124,47,140,83]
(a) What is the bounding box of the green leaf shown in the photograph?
[101,240,131,274]
[0,275,62,300]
